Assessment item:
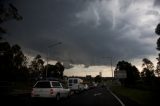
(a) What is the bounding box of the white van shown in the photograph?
[67,78,84,93]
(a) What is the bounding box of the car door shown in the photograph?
[61,83,69,97]
[52,81,63,97]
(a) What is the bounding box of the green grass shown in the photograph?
[111,86,154,105]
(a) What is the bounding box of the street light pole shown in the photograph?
[102,56,114,78]
[110,57,113,78]
[45,42,62,79]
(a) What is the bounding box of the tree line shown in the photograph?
[0,39,65,82]
[0,2,64,82]
[115,58,158,88]
[114,23,160,90]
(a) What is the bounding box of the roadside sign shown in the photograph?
[114,70,127,78]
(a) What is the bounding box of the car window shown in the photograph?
[52,82,62,88]
[34,82,51,88]
[74,79,78,83]
[69,79,72,83]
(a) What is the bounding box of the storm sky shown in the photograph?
[2,0,160,76]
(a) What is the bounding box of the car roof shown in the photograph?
[36,80,59,82]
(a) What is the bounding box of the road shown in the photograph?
[1,87,139,106]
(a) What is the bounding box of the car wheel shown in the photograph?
[67,91,71,98]
[56,94,60,101]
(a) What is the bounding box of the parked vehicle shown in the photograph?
[31,80,71,100]
[67,78,84,93]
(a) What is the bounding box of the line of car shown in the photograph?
[31,78,98,101]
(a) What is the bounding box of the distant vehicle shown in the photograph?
[67,78,84,93]
[83,83,89,90]
[88,82,97,89]
[31,80,71,100]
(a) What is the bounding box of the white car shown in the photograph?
[31,80,71,100]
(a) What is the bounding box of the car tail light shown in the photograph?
[50,88,54,95]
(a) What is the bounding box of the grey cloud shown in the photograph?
[119,0,133,12]
[3,0,158,67]
[154,0,160,7]
[146,10,159,16]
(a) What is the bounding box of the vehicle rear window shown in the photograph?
[74,79,78,83]
[69,79,72,83]
[34,82,51,88]
[52,82,61,88]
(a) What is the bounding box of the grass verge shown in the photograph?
[111,86,155,105]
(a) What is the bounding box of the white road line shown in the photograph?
[94,93,102,96]
[107,87,125,106]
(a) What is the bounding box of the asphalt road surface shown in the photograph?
[1,87,139,106]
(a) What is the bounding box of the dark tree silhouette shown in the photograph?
[95,75,102,83]
[155,24,160,77]
[30,54,44,79]
[141,58,155,84]
[155,23,160,35]
[55,62,64,79]
[0,2,23,81]
[155,53,160,77]
[11,44,27,69]
[44,62,64,79]
[155,23,160,50]
[0,41,12,81]
[115,60,140,86]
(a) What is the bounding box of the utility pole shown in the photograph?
[111,57,113,78]
[101,56,114,78]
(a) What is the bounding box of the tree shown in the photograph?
[0,1,22,78]
[95,75,102,83]
[55,62,64,79]
[141,58,155,84]
[30,55,44,79]
[0,41,12,80]
[44,64,58,78]
[142,58,154,71]
[11,44,27,70]
[11,44,28,81]
[0,2,29,82]
[44,61,64,79]
[155,23,160,50]
[155,53,160,77]
[155,23,160,35]
[155,24,160,76]
[0,40,28,81]
[115,60,140,86]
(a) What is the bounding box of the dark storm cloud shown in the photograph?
[3,0,158,67]
[154,0,160,7]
